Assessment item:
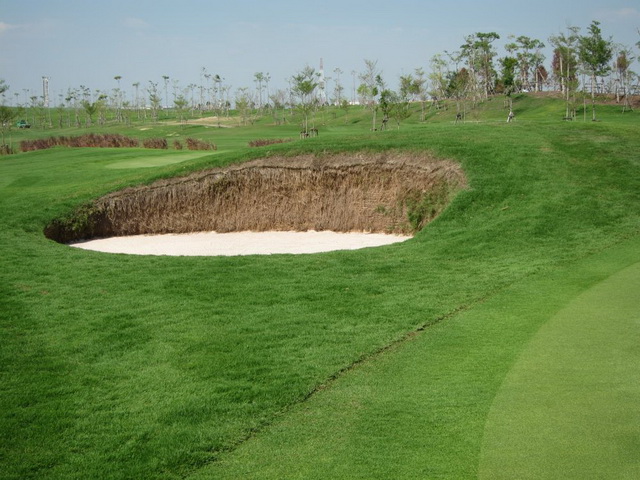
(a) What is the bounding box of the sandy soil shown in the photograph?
[70,231,411,256]
[175,116,234,126]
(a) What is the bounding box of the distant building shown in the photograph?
[318,58,327,105]
[42,76,50,107]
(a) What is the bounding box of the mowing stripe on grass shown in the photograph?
[479,260,640,479]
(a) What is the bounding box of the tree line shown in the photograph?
[1,20,638,137]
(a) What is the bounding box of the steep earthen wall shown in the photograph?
[46,152,466,243]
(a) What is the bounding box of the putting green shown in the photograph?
[479,260,640,479]
[105,151,215,169]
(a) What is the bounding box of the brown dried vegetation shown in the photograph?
[185,137,217,151]
[21,133,140,152]
[141,137,168,149]
[248,138,293,148]
[45,152,466,243]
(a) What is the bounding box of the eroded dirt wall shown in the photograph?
[46,152,466,242]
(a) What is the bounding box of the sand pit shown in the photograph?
[47,152,466,255]
[70,231,411,256]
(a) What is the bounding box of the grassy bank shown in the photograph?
[1,96,639,478]
[193,236,640,479]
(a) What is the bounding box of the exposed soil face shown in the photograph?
[45,152,466,243]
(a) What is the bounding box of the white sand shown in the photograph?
[69,231,411,256]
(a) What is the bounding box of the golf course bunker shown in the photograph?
[47,152,466,256]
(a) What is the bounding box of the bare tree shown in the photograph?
[413,68,429,120]
[187,83,197,112]
[147,81,162,122]
[429,54,450,110]
[350,70,357,103]
[263,73,271,108]
[358,59,383,131]
[254,72,265,110]
[269,89,288,125]
[174,90,189,126]
[612,46,635,111]
[0,79,9,105]
[132,82,141,119]
[332,67,344,105]
[291,66,319,136]
[0,100,23,154]
[81,99,100,126]
[235,87,254,126]
[113,76,123,122]
[162,75,170,110]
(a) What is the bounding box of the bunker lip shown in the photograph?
[69,230,412,256]
[46,151,467,251]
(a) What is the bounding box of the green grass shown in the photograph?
[479,254,640,479]
[104,151,217,169]
[1,96,639,478]
[192,236,639,479]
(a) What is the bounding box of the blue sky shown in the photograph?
[1,0,639,104]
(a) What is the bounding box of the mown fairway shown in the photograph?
[195,237,639,479]
[1,97,639,478]
[479,253,640,479]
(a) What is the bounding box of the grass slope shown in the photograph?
[195,236,640,479]
[1,97,639,478]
